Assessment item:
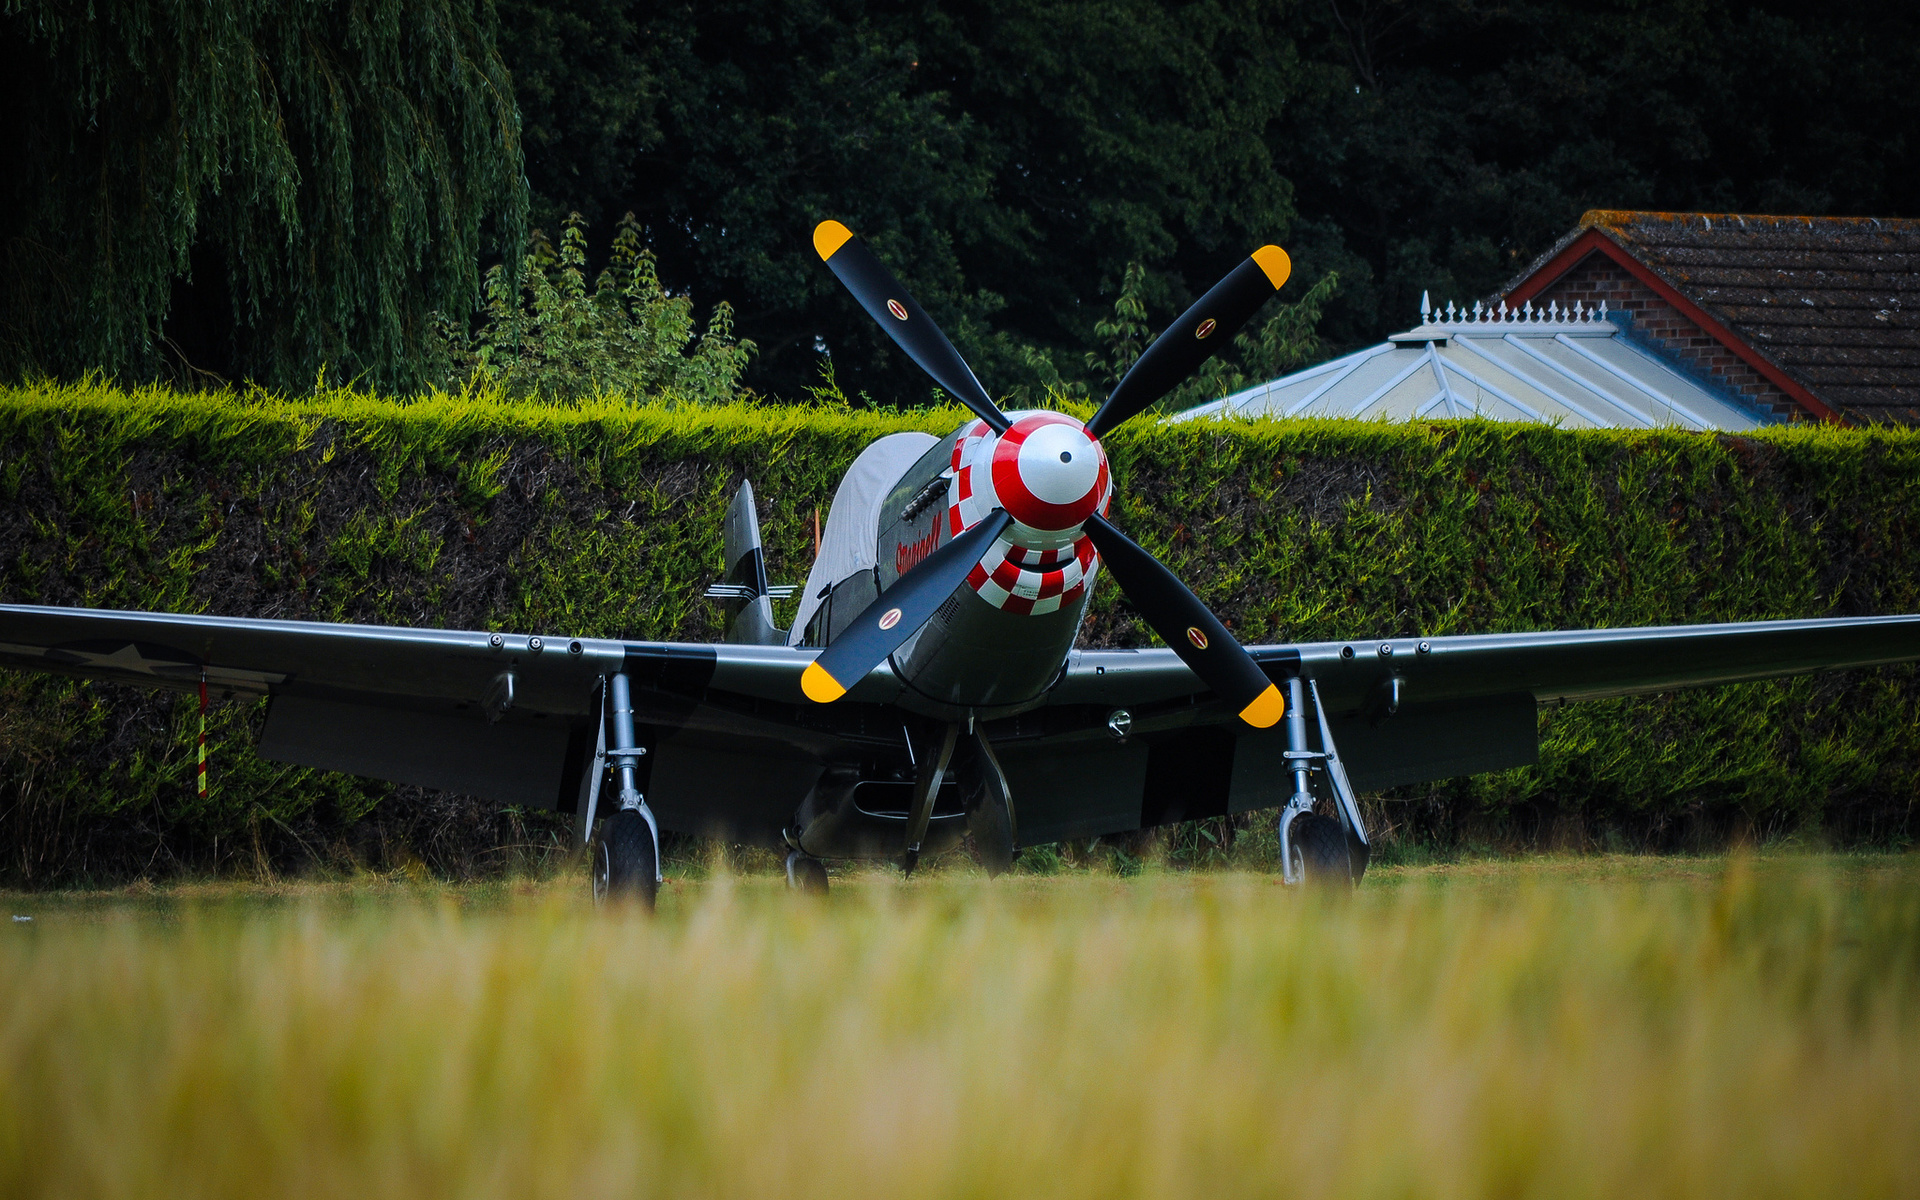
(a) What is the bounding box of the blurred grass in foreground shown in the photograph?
[2,854,1917,1199]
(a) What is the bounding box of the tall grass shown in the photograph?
[2,856,1916,1198]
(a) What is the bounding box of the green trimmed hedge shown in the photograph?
[2,380,1917,883]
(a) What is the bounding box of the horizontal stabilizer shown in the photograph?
[704,583,797,600]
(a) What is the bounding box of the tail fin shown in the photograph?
[715,480,787,646]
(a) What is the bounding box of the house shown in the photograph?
[1182,210,1920,428]
[1503,210,1920,424]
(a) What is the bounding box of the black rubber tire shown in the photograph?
[785,851,830,894]
[595,809,659,908]
[1286,812,1355,889]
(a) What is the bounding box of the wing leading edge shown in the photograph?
[4,604,1917,848]
[0,604,897,821]
[1053,614,1920,713]
[1006,614,1920,843]
[0,604,908,709]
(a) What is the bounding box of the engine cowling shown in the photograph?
[947,413,1113,616]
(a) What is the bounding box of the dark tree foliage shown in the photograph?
[1274,0,1920,347]
[14,0,1906,397]
[499,0,1303,402]
[0,0,527,392]
[501,0,1918,398]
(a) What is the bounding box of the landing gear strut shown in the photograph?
[594,672,662,907]
[901,722,960,876]
[1277,676,1371,888]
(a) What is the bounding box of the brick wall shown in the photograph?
[1524,253,1803,419]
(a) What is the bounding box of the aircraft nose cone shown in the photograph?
[1018,421,1101,504]
[991,413,1109,532]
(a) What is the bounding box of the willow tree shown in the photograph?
[0,0,526,391]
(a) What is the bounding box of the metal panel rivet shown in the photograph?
[1379,643,1393,657]
[569,640,583,655]
[1418,641,1431,654]
[1340,645,1354,659]
[529,637,544,653]
[489,633,504,649]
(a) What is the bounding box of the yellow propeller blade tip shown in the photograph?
[1238,683,1286,729]
[1251,245,1292,290]
[814,220,854,261]
[801,661,848,704]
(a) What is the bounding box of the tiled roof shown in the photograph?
[1508,211,1920,423]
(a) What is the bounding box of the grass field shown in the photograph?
[2,853,1917,1199]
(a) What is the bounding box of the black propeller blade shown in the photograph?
[814,221,1012,434]
[802,509,1015,704]
[1085,246,1292,438]
[805,223,1290,729]
[1081,512,1285,728]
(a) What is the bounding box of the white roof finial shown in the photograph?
[1421,290,1432,321]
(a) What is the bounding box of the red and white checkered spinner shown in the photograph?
[948,413,1113,616]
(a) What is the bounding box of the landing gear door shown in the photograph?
[574,678,609,845]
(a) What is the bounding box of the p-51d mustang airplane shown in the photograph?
[3,220,1919,904]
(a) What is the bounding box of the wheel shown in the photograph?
[785,851,830,894]
[594,808,659,907]
[1285,812,1354,889]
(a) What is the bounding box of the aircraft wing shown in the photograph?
[0,604,893,820]
[1000,614,1920,845]
[5,604,1917,851]
[1051,613,1920,712]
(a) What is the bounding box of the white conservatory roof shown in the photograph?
[1176,299,1777,431]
